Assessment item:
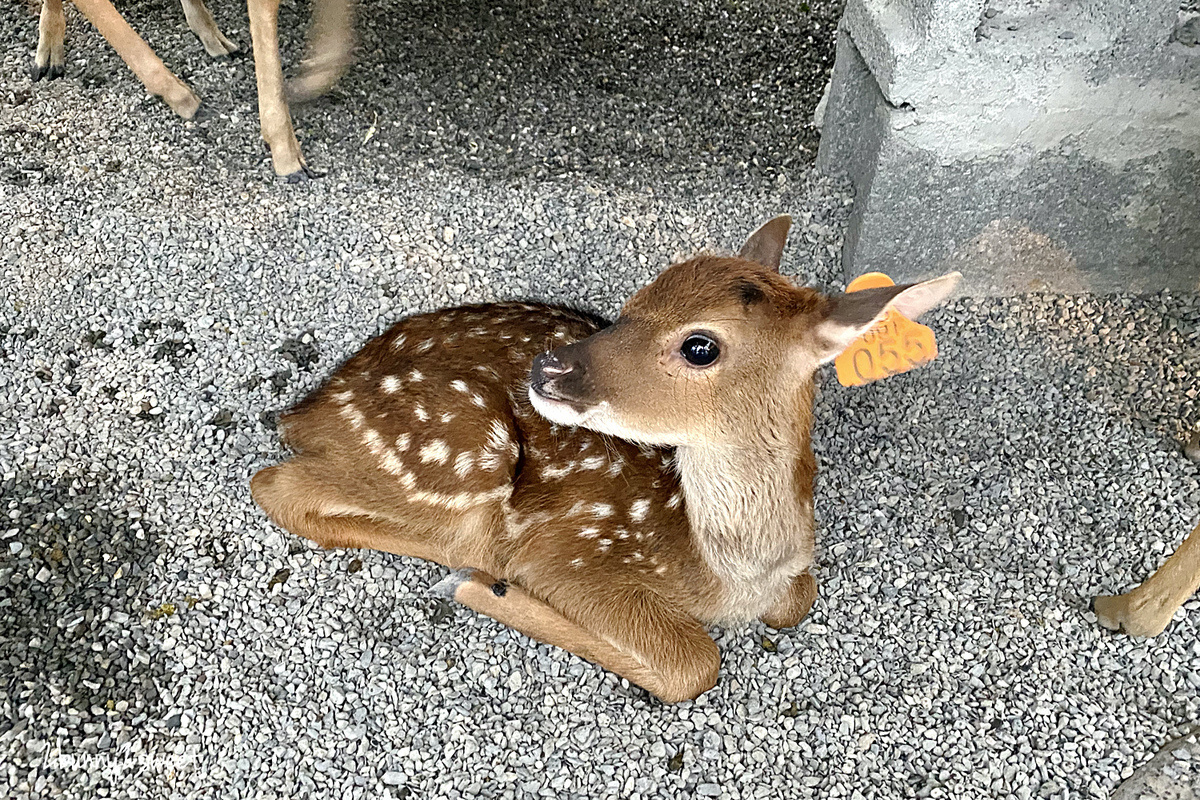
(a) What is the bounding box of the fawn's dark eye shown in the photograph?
[680,334,720,367]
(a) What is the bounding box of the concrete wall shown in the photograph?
[817,0,1200,294]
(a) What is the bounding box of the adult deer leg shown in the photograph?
[180,0,239,56]
[1095,521,1200,637]
[289,0,356,102]
[33,0,66,81]
[71,0,200,118]
[246,0,312,180]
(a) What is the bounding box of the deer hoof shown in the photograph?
[282,165,323,184]
[1093,593,1171,638]
[31,61,64,82]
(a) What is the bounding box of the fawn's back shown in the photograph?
[266,300,720,615]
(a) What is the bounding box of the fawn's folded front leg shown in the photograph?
[760,570,818,630]
[1095,521,1200,637]
[441,570,719,703]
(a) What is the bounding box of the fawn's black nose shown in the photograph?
[534,352,574,378]
[531,351,586,403]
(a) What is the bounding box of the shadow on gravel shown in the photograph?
[287,0,843,184]
[0,473,168,784]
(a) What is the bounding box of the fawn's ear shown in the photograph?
[812,272,961,364]
[738,215,792,271]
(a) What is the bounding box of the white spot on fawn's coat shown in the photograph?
[340,405,366,430]
[420,440,450,465]
[410,483,512,512]
[487,420,509,451]
[587,503,614,518]
[379,451,407,476]
[630,499,651,522]
[541,463,574,480]
[381,376,401,394]
[362,427,386,454]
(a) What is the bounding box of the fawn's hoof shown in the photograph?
[430,568,475,599]
[760,571,818,630]
[1184,429,1200,464]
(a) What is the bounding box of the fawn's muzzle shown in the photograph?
[530,350,590,408]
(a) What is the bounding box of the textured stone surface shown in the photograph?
[1111,734,1200,800]
[818,0,1200,294]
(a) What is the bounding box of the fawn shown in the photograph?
[251,217,962,701]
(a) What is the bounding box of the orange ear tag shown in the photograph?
[834,272,939,388]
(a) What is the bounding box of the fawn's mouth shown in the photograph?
[528,379,590,413]
[528,382,595,428]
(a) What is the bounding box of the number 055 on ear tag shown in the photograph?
[835,272,940,388]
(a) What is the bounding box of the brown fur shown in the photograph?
[251,217,961,701]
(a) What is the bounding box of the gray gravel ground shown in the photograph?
[2,1,1199,798]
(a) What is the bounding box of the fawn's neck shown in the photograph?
[675,384,817,620]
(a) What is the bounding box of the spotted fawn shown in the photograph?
[251,216,962,701]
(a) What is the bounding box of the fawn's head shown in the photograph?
[530,216,960,447]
